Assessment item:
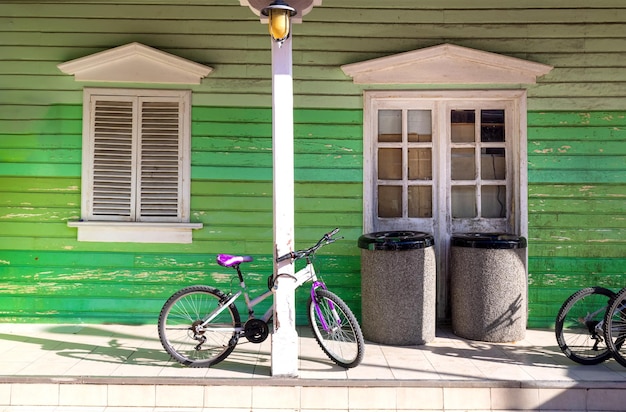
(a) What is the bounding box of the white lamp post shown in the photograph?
[241,0,321,378]
[263,0,298,377]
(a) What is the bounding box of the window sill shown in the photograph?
[67,221,203,244]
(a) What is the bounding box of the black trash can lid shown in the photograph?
[451,233,527,249]
[358,231,434,251]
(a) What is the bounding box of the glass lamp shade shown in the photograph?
[269,8,290,41]
[261,1,297,42]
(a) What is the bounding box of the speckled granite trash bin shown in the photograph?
[450,233,527,343]
[358,231,436,345]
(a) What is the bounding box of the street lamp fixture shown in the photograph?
[261,0,297,43]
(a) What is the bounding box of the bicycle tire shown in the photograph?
[603,287,626,367]
[158,285,241,367]
[307,288,365,368]
[555,286,615,365]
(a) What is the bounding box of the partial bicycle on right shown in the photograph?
[555,286,626,366]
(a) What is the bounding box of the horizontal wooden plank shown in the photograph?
[0,222,75,238]
[528,154,625,170]
[193,107,362,124]
[0,207,78,222]
[190,181,361,197]
[529,214,626,229]
[529,256,624,274]
[0,176,80,192]
[529,127,625,143]
[543,67,626,82]
[190,180,272,196]
[529,140,626,155]
[529,227,626,243]
[528,169,626,183]
[528,198,625,213]
[194,210,362,228]
[0,192,80,207]
[441,8,626,24]
[0,148,80,164]
[527,52,626,68]
[528,97,626,112]
[191,196,362,213]
[0,103,81,121]
[192,123,362,139]
[528,111,626,126]
[528,183,626,198]
[192,152,361,168]
[0,134,82,149]
[527,242,624,258]
[191,165,362,182]
[528,82,626,98]
[0,250,136,268]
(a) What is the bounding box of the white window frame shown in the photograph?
[68,87,201,243]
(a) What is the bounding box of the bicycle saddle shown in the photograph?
[216,254,253,267]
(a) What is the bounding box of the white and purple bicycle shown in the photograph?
[158,228,364,368]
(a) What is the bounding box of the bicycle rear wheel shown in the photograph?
[555,286,615,365]
[603,287,626,367]
[158,285,240,367]
[308,288,364,368]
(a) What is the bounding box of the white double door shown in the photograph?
[365,92,525,318]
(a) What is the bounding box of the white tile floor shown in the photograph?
[0,323,625,411]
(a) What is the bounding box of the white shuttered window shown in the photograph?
[71,88,199,243]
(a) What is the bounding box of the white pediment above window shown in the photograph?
[341,43,553,85]
[57,42,212,84]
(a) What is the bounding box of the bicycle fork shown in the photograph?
[311,281,341,332]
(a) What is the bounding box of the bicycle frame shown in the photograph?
[200,257,337,334]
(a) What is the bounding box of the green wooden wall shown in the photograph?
[0,0,624,328]
[527,111,626,327]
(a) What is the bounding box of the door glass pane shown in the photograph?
[408,148,432,180]
[481,148,506,179]
[408,186,432,217]
[408,110,432,142]
[451,186,476,218]
[451,148,475,180]
[482,185,506,218]
[378,148,402,180]
[378,110,402,142]
[451,110,475,143]
[481,110,505,142]
[378,185,402,217]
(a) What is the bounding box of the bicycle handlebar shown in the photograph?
[276,228,342,263]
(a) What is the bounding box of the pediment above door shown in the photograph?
[341,43,552,85]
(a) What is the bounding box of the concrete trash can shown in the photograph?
[358,231,436,345]
[450,233,527,342]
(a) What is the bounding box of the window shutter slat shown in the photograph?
[91,100,134,218]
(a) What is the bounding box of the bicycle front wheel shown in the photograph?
[158,285,241,367]
[308,288,364,368]
[555,286,615,365]
[603,287,626,367]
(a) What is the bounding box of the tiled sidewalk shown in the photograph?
[1,323,625,411]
